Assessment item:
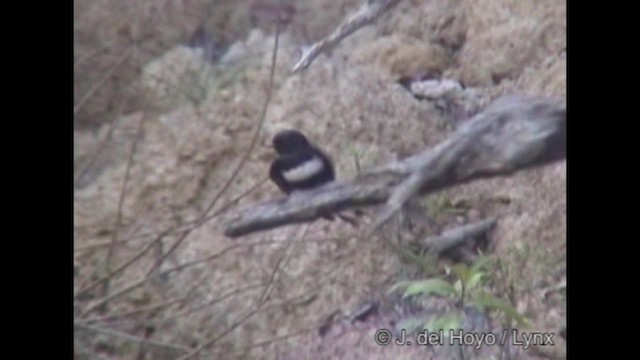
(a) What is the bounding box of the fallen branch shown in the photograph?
[419,218,496,256]
[292,0,403,73]
[224,95,565,238]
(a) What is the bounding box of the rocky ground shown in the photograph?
[74,0,566,359]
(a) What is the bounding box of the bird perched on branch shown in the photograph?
[269,129,358,225]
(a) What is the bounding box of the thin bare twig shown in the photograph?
[74,97,127,187]
[292,0,403,73]
[74,179,265,253]
[76,229,172,300]
[159,282,265,324]
[145,25,282,276]
[258,224,311,304]
[215,326,319,358]
[175,291,317,360]
[177,225,312,360]
[73,48,132,115]
[95,0,173,294]
[224,96,566,237]
[75,340,114,360]
[81,179,267,252]
[203,26,280,218]
[82,292,191,324]
[78,239,279,317]
[102,96,153,303]
[74,321,192,354]
[176,307,263,360]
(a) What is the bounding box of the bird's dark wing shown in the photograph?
[269,145,335,193]
[270,158,292,194]
[312,145,335,181]
[274,147,317,173]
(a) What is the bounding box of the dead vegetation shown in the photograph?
[74,0,566,359]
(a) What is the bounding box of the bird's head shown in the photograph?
[272,129,310,154]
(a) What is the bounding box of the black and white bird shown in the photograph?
[269,129,335,194]
[269,129,358,225]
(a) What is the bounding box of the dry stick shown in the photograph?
[258,224,311,304]
[74,321,192,355]
[102,93,154,300]
[74,97,127,187]
[74,0,170,182]
[75,229,171,300]
[95,0,172,296]
[175,292,316,360]
[209,266,349,358]
[143,169,264,279]
[76,179,267,253]
[74,173,251,252]
[145,24,281,277]
[224,96,566,237]
[74,38,119,69]
[178,225,312,360]
[75,239,135,252]
[419,218,497,256]
[85,276,227,326]
[147,178,268,246]
[82,291,191,323]
[75,340,113,360]
[99,0,175,284]
[74,0,171,187]
[159,282,265,324]
[74,47,132,115]
[218,326,319,359]
[201,177,269,223]
[292,0,403,73]
[202,26,279,218]
[75,210,150,290]
[74,219,152,252]
[75,0,177,312]
[79,239,279,317]
[176,307,263,360]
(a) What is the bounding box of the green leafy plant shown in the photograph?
[396,246,439,276]
[389,255,529,335]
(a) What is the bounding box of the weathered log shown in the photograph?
[224,96,565,238]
